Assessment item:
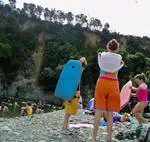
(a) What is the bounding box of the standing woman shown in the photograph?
[92,39,124,142]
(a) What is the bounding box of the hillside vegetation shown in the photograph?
[0,1,149,104]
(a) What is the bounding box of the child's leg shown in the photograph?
[107,111,113,142]
[92,109,103,142]
[137,102,147,123]
[132,103,141,123]
[63,113,71,129]
[132,102,147,124]
[140,102,147,115]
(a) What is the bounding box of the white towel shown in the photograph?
[98,52,124,72]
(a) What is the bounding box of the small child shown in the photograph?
[26,102,33,115]
[131,73,148,124]
[63,57,87,129]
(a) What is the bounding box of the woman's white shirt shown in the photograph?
[98,52,124,72]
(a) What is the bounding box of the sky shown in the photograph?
[3,0,150,37]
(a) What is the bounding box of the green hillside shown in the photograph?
[0,1,149,104]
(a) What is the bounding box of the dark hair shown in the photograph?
[82,62,87,68]
[38,106,42,109]
[27,102,32,106]
[107,39,119,51]
[135,73,146,82]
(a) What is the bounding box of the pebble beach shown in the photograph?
[0,110,144,142]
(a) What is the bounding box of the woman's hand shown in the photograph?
[120,60,124,65]
[98,52,101,56]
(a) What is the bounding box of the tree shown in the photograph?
[66,12,74,24]
[75,14,88,26]
[0,0,4,5]
[89,17,102,30]
[23,2,31,17]
[51,9,57,22]
[0,42,12,91]
[28,3,36,18]
[44,8,57,22]
[23,3,29,12]
[126,36,143,54]
[104,22,110,29]
[126,52,146,75]
[43,41,78,69]
[39,67,56,90]
[0,42,12,58]
[35,5,43,19]
[8,0,16,9]
[49,9,56,21]
[57,10,66,23]
[44,8,50,21]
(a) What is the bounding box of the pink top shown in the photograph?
[137,89,148,102]
[137,83,148,102]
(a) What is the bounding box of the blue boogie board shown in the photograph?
[54,60,82,101]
